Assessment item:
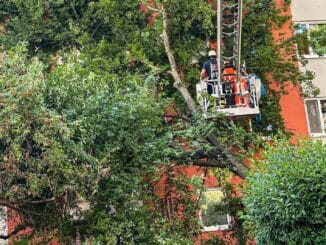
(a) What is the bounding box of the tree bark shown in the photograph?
[206,134,248,179]
[176,139,247,179]
[193,157,247,179]
[149,5,248,179]
[193,159,226,168]
[161,9,197,114]
[0,224,27,240]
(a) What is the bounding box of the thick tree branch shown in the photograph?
[193,159,226,168]
[0,224,27,240]
[161,8,197,114]
[137,56,167,75]
[206,134,248,179]
[146,3,247,178]
[0,198,55,205]
[0,200,52,216]
[172,138,247,179]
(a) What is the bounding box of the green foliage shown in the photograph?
[0,44,197,243]
[0,0,306,131]
[295,29,310,57]
[242,0,314,128]
[296,24,326,57]
[0,43,263,243]
[310,25,326,56]
[253,91,285,134]
[0,0,88,53]
[244,140,326,244]
[242,0,288,80]
[0,0,316,243]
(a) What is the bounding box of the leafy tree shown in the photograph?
[244,140,326,244]
[1,0,311,129]
[0,0,92,53]
[0,44,180,243]
[0,0,317,243]
[0,43,263,243]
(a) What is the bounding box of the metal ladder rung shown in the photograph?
[222,55,237,60]
[222,31,238,37]
[222,22,237,28]
[222,3,238,10]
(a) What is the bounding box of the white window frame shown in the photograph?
[199,188,232,232]
[294,23,326,59]
[304,97,326,137]
[0,207,8,245]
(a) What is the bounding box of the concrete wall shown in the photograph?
[302,58,326,97]
[313,137,326,144]
[291,0,326,98]
[292,0,326,23]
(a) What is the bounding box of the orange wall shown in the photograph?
[272,0,309,138]
[155,164,244,244]
[7,209,59,244]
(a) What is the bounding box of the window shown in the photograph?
[295,24,326,58]
[199,188,231,231]
[305,98,326,136]
[0,207,7,244]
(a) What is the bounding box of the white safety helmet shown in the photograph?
[208,50,216,57]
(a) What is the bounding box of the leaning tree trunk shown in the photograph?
[206,134,248,179]
[148,4,248,179]
[161,9,197,114]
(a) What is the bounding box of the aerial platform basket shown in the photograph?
[197,0,261,117]
[196,75,261,117]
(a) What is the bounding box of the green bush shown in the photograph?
[244,140,326,244]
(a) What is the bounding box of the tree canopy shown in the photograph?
[0,44,173,243]
[0,0,319,243]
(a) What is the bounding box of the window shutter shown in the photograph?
[306,100,323,134]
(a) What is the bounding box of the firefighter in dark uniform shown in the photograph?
[200,50,218,95]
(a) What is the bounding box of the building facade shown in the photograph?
[291,0,326,142]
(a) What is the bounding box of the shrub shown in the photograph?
[244,140,326,244]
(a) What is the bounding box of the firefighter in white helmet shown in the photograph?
[200,50,218,94]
